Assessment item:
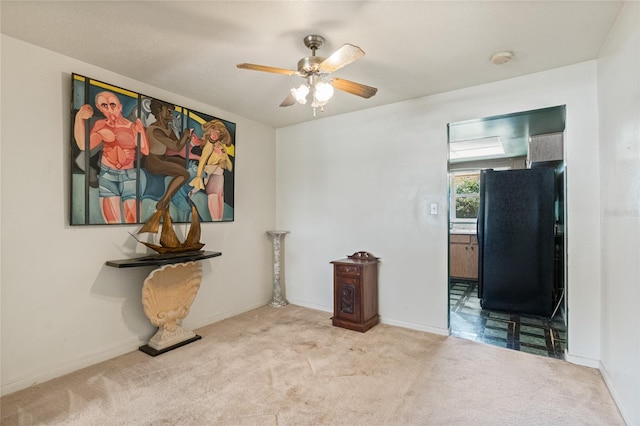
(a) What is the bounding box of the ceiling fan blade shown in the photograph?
[330,78,378,99]
[319,44,365,73]
[236,63,298,76]
[280,92,297,107]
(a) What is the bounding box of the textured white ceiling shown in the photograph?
[0,1,624,128]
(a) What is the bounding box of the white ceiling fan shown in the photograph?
[237,35,377,115]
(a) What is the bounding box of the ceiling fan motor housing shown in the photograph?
[297,56,325,74]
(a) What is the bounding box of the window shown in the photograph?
[450,171,480,222]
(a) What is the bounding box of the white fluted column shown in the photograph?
[266,230,289,307]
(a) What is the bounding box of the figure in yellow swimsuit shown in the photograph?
[189,120,233,221]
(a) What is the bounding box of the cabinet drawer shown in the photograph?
[336,265,361,276]
[450,234,471,244]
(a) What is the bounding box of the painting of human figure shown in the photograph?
[70,73,236,225]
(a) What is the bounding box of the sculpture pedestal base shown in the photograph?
[139,335,202,357]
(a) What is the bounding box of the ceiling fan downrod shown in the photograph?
[303,35,325,56]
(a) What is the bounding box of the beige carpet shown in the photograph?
[1,305,623,425]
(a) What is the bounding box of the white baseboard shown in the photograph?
[380,317,450,336]
[1,337,144,397]
[289,299,449,336]
[1,301,272,397]
[189,300,273,331]
[565,351,634,424]
[564,349,600,368]
[285,298,332,314]
[599,361,635,426]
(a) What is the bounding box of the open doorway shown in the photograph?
[447,106,567,359]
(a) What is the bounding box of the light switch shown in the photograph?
[430,203,438,215]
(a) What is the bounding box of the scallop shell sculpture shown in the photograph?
[141,261,203,350]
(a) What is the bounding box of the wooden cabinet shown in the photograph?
[331,252,380,332]
[449,234,478,280]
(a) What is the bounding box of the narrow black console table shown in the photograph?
[106,251,221,356]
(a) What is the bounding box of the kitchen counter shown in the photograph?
[450,228,477,235]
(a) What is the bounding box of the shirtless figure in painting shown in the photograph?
[74,91,149,223]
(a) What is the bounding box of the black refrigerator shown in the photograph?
[477,168,556,317]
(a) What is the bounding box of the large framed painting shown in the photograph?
[70,73,236,225]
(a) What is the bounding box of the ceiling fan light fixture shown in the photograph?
[313,80,334,102]
[291,84,310,104]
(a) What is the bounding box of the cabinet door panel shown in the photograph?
[467,243,478,279]
[450,243,468,278]
[450,242,478,279]
[335,275,360,322]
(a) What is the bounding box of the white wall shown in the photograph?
[597,1,640,424]
[4,9,638,418]
[277,105,450,333]
[0,35,277,395]
[277,62,602,358]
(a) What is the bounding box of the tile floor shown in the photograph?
[449,279,566,359]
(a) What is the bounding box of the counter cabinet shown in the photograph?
[450,234,478,280]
